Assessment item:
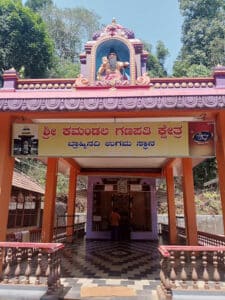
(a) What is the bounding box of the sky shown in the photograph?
[52,0,183,74]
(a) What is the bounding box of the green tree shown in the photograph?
[38,4,100,77]
[156,41,169,69]
[173,61,211,77]
[173,1,224,192]
[145,41,169,77]
[0,0,54,77]
[173,0,225,76]
[173,59,190,77]
[194,158,217,189]
[186,64,211,77]
[15,158,87,196]
[40,5,100,63]
[25,0,53,12]
[47,57,80,78]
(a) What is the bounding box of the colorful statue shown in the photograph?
[97,50,129,81]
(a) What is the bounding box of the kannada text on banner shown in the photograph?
[37,122,189,157]
[12,122,215,157]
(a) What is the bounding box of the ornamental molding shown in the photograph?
[0,95,225,111]
[16,75,214,90]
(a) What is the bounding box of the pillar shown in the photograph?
[216,112,225,234]
[66,166,78,242]
[0,115,14,242]
[165,166,177,244]
[0,115,14,275]
[41,158,58,243]
[182,158,198,245]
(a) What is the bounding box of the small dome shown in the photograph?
[93,18,135,40]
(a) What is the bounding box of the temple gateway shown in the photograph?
[0,19,225,246]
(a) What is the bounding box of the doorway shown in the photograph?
[89,177,155,240]
[112,193,131,240]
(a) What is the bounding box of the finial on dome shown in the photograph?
[92,19,135,40]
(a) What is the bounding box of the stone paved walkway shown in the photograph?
[60,239,161,299]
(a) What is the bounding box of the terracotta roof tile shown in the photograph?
[12,171,45,194]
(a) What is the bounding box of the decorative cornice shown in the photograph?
[17,80,76,90]
[16,77,215,90]
[1,95,225,112]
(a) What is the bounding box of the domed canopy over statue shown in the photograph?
[79,19,149,86]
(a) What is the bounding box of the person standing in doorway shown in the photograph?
[110,207,121,241]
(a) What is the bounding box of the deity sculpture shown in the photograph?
[97,50,129,81]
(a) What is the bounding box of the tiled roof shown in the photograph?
[12,170,45,194]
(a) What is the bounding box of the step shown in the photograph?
[0,284,47,300]
[173,290,225,300]
[63,285,158,300]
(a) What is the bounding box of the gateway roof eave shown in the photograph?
[0,84,224,99]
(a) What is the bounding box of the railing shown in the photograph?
[0,242,64,297]
[158,245,225,300]
[6,229,42,243]
[54,214,86,242]
[7,213,86,243]
[53,222,86,242]
[159,223,225,246]
[198,230,225,246]
[30,228,42,242]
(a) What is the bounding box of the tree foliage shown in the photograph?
[173,62,211,77]
[0,0,54,77]
[39,5,100,63]
[145,41,169,77]
[47,57,80,78]
[172,1,224,189]
[194,158,217,189]
[37,4,100,77]
[23,2,169,78]
[15,158,87,196]
[173,0,225,76]
[25,0,53,12]
[156,41,169,67]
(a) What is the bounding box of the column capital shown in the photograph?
[2,68,19,90]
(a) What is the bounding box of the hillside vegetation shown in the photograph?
[157,178,221,215]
